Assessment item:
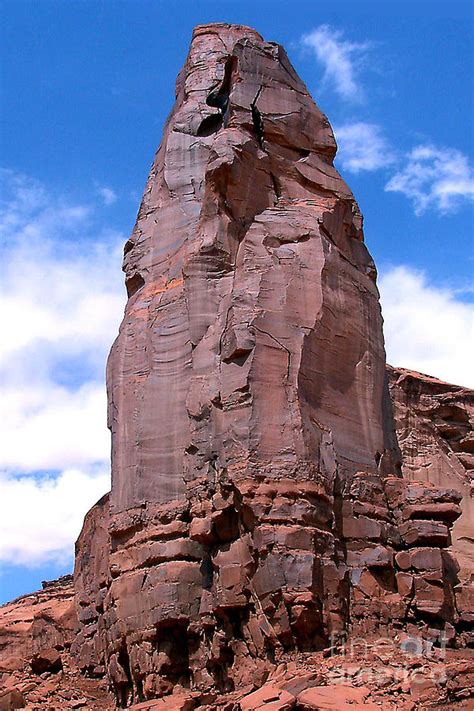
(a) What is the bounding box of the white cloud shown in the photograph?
[97,185,117,206]
[0,170,126,565]
[334,122,395,173]
[301,25,371,101]
[385,144,474,215]
[379,265,474,388]
[0,383,109,472]
[0,235,125,378]
[0,466,110,565]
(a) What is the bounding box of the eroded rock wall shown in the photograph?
[107,22,386,514]
[387,367,473,576]
[72,493,110,676]
[102,22,389,702]
[388,366,474,647]
[71,24,470,707]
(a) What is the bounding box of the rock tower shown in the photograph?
[72,24,467,706]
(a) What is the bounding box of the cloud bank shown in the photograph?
[0,170,125,566]
[379,265,474,388]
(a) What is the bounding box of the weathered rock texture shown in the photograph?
[388,366,473,577]
[2,579,473,710]
[0,576,114,709]
[69,23,472,707]
[388,366,474,648]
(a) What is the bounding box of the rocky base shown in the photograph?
[71,467,469,706]
[0,577,114,710]
[1,576,473,711]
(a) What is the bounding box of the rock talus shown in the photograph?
[70,23,470,706]
[0,576,115,709]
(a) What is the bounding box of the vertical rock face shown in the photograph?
[108,22,386,516]
[73,24,468,706]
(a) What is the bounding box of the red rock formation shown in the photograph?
[110,23,387,518]
[96,21,394,703]
[72,493,110,676]
[387,367,473,574]
[388,366,474,647]
[0,576,114,709]
[70,23,468,706]
[2,577,473,710]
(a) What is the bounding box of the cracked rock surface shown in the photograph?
[71,22,473,707]
[94,22,395,702]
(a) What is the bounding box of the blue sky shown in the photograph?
[1,0,473,603]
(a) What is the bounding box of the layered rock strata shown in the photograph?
[2,577,473,710]
[388,366,474,647]
[68,22,472,707]
[387,366,473,576]
[0,576,114,709]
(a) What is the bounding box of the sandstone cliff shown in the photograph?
[71,23,469,706]
[388,366,473,580]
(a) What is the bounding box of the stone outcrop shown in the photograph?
[0,576,75,677]
[0,576,114,709]
[387,366,473,577]
[388,366,474,648]
[68,22,471,707]
[72,493,110,677]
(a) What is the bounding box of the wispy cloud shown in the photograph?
[334,122,395,173]
[0,466,109,565]
[97,185,117,206]
[385,144,474,215]
[0,170,125,565]
[300,25,371,101]
[379,265,474,388]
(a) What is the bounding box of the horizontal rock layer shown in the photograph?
[388,365,473,580]
[2,575,473,709]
